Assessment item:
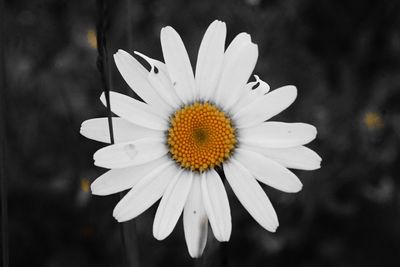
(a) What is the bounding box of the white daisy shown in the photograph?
[81,20,321,258]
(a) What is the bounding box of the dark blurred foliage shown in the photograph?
[2,0,400,266]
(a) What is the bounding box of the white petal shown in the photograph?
[232,75,270,114]
[153,171,193,240]
[224,159,278,232]
[93,138,168,169]
[100,91,168,130]
[113,50,171,115]
[224,32,252,57]
[133,51,168,73]
[201,170,231,241]
[134,51,182,108]
[251,75,270,94]
[195,20,226,100]
[161,26,195,103]
[113,162,179,222]
[215,42,258,110]
[211,32,250,103]
[91,156,169,195]
[80,117,163,144]
[239,122,317,148]
[233,85,297,128]
[242,145,322,171]
[235,148,303,193]
[183,174,208,258]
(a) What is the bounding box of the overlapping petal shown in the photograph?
[201,170,231,241]
[113,162,179,222]
[183,175,208,258]
[134,51,182,109]
[232,75,270,114]
[113,50,171,115]
[161,26,196,103]
[242,145,322,170]
[214,33,258,110]
[224,158,279,232]
[100,91,168,130]
[195,20,226,100]
[93,138,168,169]
[233,85,297,128]
[153,171,193,240]
[239,122,317,148]
[80,117,163,144]
[235,148,303,193]
[91,156,170,195]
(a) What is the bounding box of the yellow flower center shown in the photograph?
[167,102,236,172]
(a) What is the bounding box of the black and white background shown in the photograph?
[1,0,400,266]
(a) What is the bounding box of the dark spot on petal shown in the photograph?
[173,81,177,86]
[154,66,159,74]
[124,144,137,159]
[251,82,260,90]
[193,210,197,214]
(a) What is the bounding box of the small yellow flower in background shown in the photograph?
[80,178,90,193]
[363,112,384,129]
[87,29,97,49]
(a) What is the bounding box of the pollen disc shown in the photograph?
[167,102,236,172]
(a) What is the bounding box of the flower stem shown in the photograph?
[220,242,228,267]
[96,1,125,266]
[96,1,141,266]
[119,0,141,266]
[0,0,9,265]
[193,258,203,267]
[126,0,134,54]
[96,0,114,144]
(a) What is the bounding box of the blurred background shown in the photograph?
[2,0,400,266]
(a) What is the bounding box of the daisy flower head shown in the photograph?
[81,20,321,258]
